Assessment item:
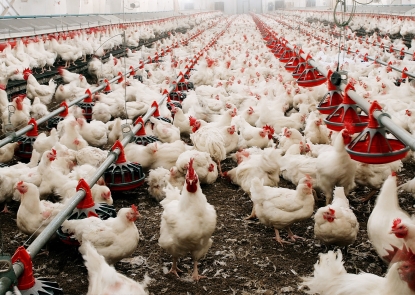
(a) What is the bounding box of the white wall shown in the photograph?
[14,0,67,15]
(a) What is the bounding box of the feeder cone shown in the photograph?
[26,118,38,137]
[84,89,93,103]
[134,117,147,136]
[12,246,35,290]
[112,140,127,164]
[76,179,95,209]
[317,70,344,114]
[151,101,161,117]
[324,83,369,132]
[346,100,410,164]
[103,79,111,92]
[129,66,136,76]
[402,67,408,79]
[117,72,124,83]
[59,101,69,117]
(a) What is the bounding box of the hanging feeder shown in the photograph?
[292,61,312,79]
[102,79,112,94]
[76,89,95,122]
[15,118,38,162]
[57,179,116,246]
[11,246,63,295]
[324,83,369,132]
[47,101,69,130]
[150,101,172,123]
[279,47,295,63]
[274,44,287,58]
[346,100,410,164]
[317,70,345,115]
[285,53,305,72]
[297,66,328,87]
[131,116,158,145]
[163,89,182,109]
[104,140,146,191]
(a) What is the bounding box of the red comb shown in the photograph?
[51,148,56,156]
[17,180,23,186]
[391,171,397,177]
[188,158,195,178]
[392,218,402,229]
[0,84,5,90]
[131,204,138,214]
[329,208,335,215]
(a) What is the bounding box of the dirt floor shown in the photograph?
[1,154,415,295]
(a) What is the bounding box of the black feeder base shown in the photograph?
[131,134,159,146]
[104,162,146,192]
[46,116,65,130]
[15,135,37,162]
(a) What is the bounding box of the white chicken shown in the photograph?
[23,68,56,104]
[250,175,315,246]
[314,187,359,247]
[61,205,140,265]
[159,158,217,281]
[79,240,150,295]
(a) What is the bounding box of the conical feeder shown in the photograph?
[324,83,369,132]
[47,101,68,130]
[297,66,327,87]
[285,52,305,72]
[11,247,63,295]
[76,89,95,122]
[15,118,38,162]
[131,116,158,145]
[57,179,116,246]
[104,140,146,191]
[317,69,344,115]
[346,100,410,164]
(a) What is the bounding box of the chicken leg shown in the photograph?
[287,227,305,242]
[192,260,206,281]
[168,257,183,278]
[245,206,257,220]
[274,229,292,247]
[1,203,10,213]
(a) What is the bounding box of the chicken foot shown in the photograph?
[287,227,305,242]
[168,257,183,278]
[274,229,292,247]
[1,203,10,213]
[192,260,206,281]
[359,188,378,202]
[245,206,257,220]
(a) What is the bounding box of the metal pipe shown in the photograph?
[258,14,415,151]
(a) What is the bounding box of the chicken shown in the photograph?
[191,125,227,175]
[172,107,193,135]
[76,118,108,148]
[75,146,108,168]
[61,205,140,265]
[33,128,59,156]
[304,117,331,145]
[23,69,56,105]
[15,181,65,236]
[314,187,359,247]
[316,129,356,205]
[390,218,415,253]
[250,175,314,246]
[0,173,16,213]
[175,149,218,184]
[159,158,217,281]
[0,142,19,163]
[149,116,181,143]
[368,172,412,260]
[50,38,82,68]
[278,127,304,153]
[59,118,88,151]
[301,248,415,295]
[237,117,272,149]
[146,167,185,202]
[2,95,30,131]
[79,240,150,295]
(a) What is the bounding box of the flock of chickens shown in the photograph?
[1,8,415,294]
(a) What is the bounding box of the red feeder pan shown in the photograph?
[104,140,145,191]
[285,54,305,72]
[297,67,327,87]
[346,101,409,164]
[279,48,295,63]
[317,70,344,115]
[292,61,312,79]
[324,83,369,132]
[274,44,287,58]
